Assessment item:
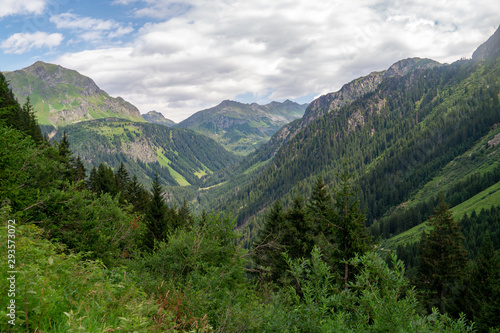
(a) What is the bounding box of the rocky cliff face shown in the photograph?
[261,58,441,158]
[3,61,144,127]
[472,25,500,61]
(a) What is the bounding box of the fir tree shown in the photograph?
[466,232,500,331]
[125,175,149,213]
[144,172,167,250]
[115,162,130,192]
[252,200,287,282]
[333,164,371,289]
[73,155,86,183]
[306,177,337,269]
[416,196,467,313]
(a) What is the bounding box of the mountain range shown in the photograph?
[185,25,500,250]
[2,25,500,254]
[2,61,305,186]
[176,99,307,155]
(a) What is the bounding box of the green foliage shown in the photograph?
[0,221,167,332]
[134,213,259,331]
[31,188,145,265]
[260,248,475,332]
[0,73,44,143]
[252,172,371,289]
[144,172,168,250]
[465,232,500,332]
[416,198,468,313]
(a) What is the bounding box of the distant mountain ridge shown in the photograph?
[142,110,176,127]
[257,57,442,159]
[177,99,308,155]
[3,61,144,127]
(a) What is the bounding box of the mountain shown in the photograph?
[255,58,441,160]
[472,25,500,61]
[176,99,307,155]
[52,118,240,188]
[142,110,176,127]
[3,61,145,127]
[196,35,500,249]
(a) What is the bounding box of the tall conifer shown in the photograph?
[144,172,167,250]
[416,196,467,313]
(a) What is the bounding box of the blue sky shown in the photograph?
[1,0,498,121]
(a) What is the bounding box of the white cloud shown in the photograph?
[0,0,47,18]
[56,0,499,122]
[50,13,134,43]
[1,31,63,54]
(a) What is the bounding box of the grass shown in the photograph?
[383,181,500,249]
[450,181,500,220]
[155,148,190,186]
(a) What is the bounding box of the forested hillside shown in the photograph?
[210,55,500,248]
[177,99,307,155]
[51,119,240,187]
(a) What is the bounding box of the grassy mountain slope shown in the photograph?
[3,61,145,127]
[176,99,307,155]
[53,118,240,187]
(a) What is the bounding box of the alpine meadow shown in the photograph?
[1,8,500,333]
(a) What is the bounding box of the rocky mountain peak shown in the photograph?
[472,25,500,61]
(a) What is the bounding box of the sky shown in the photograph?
[0,0,498,122]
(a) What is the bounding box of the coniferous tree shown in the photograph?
[21,97,44,143]
[73,156,86,182]
[466,232,500,331]
[115,162,130,193]
[252,200,287,281]
[333,165,371,289]
[306,177,337,268]
[125,175,149,213]
[144,172,167,250]
[416,196,467,313]
[282,193,314,262]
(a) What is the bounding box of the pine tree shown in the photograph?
[416,196,467,313]
[334,164,371,289]
[144,172,167,250]
[252,200,287,281]
[306,177,337,268]
[58,131,71,159]
[73,156,86,182]
[466,232,500,331]
[125,175,149,213]
[115,162,130,193]
[21,97,44,143]
[282,193,314,261]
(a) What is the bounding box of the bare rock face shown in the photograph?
[3,61,144,127]
[262,58,441,158]
[472,25,500,61]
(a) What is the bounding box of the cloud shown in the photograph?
[0,0,47,18]
[50,13,134,43]
[56,0,499,122]
[1,31,63,54]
